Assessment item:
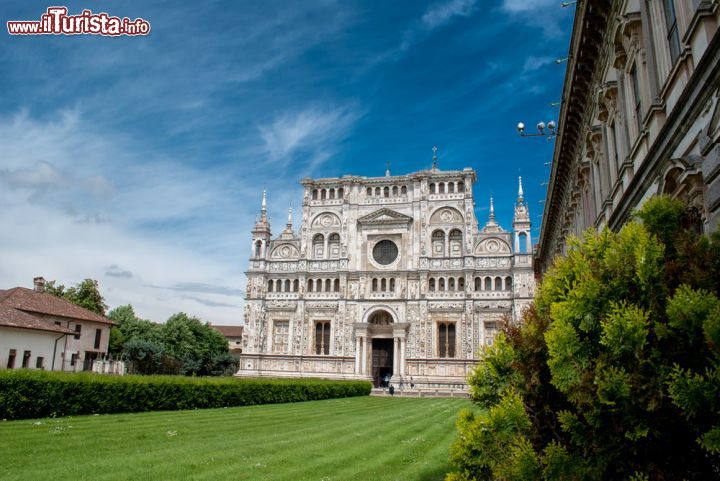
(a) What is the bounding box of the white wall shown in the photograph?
[0,326,67,371]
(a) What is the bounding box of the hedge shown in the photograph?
[0,370,372,420]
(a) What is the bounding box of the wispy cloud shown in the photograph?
[500,0,571,38]
[259,105,361,166]
[422,0,478,29]
[523,56,555,73]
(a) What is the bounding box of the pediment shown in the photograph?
[357,208,413,225]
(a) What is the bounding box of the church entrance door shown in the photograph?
[371,338,393,388]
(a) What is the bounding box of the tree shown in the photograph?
[448,197,720,481]
[160,313,232,376]
[107,304,161,356]
[46,278,107,316]
[122,339,165,375]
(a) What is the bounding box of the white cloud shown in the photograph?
[522,56,554,73]
[259,106,361,165]
[501,0,557,13]
[500,0,570,38]
[0,109,255,324]
[422,0,478,29]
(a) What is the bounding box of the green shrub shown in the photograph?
[0,370,371,420]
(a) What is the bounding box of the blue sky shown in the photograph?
[0,1,574,324]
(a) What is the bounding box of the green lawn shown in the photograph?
[0,396,471,481]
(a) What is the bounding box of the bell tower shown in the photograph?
[513,177,532,254]
[250,190,272,259]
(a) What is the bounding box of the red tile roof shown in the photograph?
[0,287,113,325]
[211,325,244,337]
[0,304,76,334]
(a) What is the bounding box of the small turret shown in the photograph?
[250,190,272,259]
[513,177,531,253]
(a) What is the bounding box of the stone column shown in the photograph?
[400,338,406,377]
[355,336,361,374]
[361,336,367,374]
[393,337,399,377]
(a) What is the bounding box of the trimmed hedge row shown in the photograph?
[0,370,371,420]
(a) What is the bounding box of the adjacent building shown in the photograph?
[237,165,535,389]
[536,0,720,272]
[0,277,114,371]
[211,325,244,353]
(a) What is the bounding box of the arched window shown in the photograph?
[458,277,465,291]
[381,278,387,291]
[285,279,291,292]
[449,229,463,257]
[430,183,436,194]
[401,186,407,195]
[338,188,344,198]
[505,276,512,291]
[375,187,381,196]
[372,278,378,292]
[321,189,326,200]
[334,279,340,292]
[439,278,446,291]
[439,183,445,194]
[307,279,313,292]
[383,187,389,197]
[389,278,395,292]
[449,278,456,290]
[312,189,318,200]
[368,310,392,325]
[438,322,456,358]
[329,188,335,199]
[429,278,436,292]
[494,277,502,291]
[328,233,340,259]
[293,279,299,292]
[432,230,445,258]
[484,277,492,291]
[457,181,464,192]
[325,279,331,292]
[448,182,455,193]
[518,232,528,253]
[254,240,262,258]
[315,321,330,355]
[392,186,398,196]
[367,187,372,196]
[313,234,325,259]
[268,280,274,292]
[474,277,481,291]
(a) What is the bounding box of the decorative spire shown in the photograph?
[489,196,495,222]
[287,203,293,227]
[517,176,524,202]
[385,161,391,177]
[432,146,438,170]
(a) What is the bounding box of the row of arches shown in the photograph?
[427,275,513,292]
[307,278,341,293]
[311,187,344,201]
[366,185,408,198]
[428,276,466,292]
[267,279,300,293]
[371,278,396,292]
[474,276,513,292]
[429,181,464,194]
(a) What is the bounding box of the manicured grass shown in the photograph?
[0,396,471,481]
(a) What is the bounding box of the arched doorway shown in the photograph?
[368,309,394,387]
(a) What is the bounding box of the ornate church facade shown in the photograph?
[237,164,535,389]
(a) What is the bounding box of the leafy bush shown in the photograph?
[0,370,371,420]
[448,197,720,480]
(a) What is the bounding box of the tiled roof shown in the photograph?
[0,304,76,334]
[0,287,113,325]
[211,325,244,337]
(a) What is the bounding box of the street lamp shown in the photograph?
[516,120,556,139]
